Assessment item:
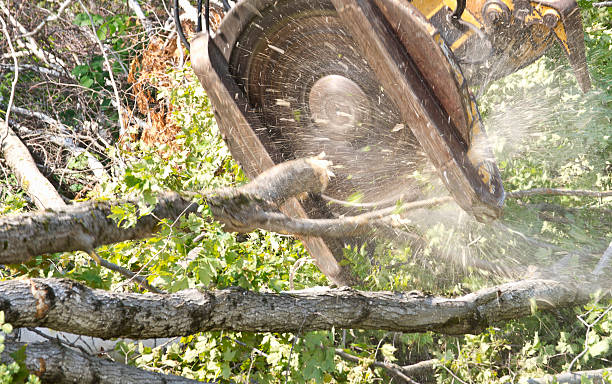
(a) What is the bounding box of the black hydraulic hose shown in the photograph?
[197,0,203,32]
[205,0,210,33]
[174,0,211,50]
[196,0,211,33]
[174,0,190,50]
[452,0,466,19]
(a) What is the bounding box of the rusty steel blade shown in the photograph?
[331,0,505,221]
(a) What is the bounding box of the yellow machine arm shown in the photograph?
[417,0,591,91]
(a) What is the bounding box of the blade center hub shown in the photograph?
[308,75,369,136]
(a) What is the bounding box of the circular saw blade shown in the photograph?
[213,0,502,218]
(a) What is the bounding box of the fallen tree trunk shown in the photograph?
[1,340,202,384]
[0,278,601,339]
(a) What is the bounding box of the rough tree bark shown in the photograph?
[0,278,603,339]
[0,157,331,264]
[1,340,202,384]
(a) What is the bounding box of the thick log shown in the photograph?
[0,278,598,339]
[1,341,201,384]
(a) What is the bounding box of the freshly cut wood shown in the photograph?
[0,278,599,339]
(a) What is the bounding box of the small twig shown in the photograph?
[567,304,612,372]
[525,367,612,383]
[0,63,64,78]
[440,364,468,384]
[91,250,164,294]
[18,0,74,38]
[289,257,310,290]
[507,188,612,199]
[78,0,126,138]
[227,337,269,357]
[26,327,92,356]
[283,333,299,384]
[593,1,612,6]
[127,0,154,36]
[592,241,612,276]
[0,14,19,146]
[334,348,421,384]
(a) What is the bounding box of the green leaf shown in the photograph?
[589,339,610,357]
[73,13,91,26]
[2,323,13,334]
[80,76,94,88]
[96,25,108,41]
[347,191,364,204]
[9,345,26,364]
[380,343,397,362]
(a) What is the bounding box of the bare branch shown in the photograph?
[127,0,154,36]
[507,188,612,199]
[77,0,126,137]
[0,278,603,339]
[524,368,612,383]
[18,0,74,38]
[334,348,421,384]
[0,157,329,264]
[0,13,18,145]
[94,251,164,294]
[0,63,64,78]
[1,340,202,384]
[401,359,437,377]
[593,1,612,6]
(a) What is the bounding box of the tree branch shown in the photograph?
[0,278,603,339]
[17,0,74,38]
[127,0,154,37]
[507,188,612,199]
[0,157,328,264]
[1,125,66,210]
[1,340,202,384]
[524,368,612,384]
[333,348,421,384]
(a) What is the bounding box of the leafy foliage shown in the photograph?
[0,0,610,383]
